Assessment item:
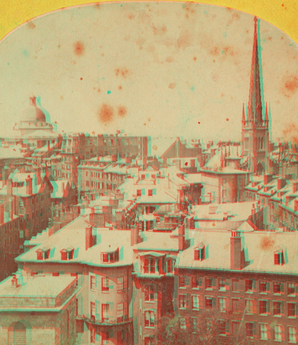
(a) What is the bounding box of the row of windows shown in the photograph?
[179,317,297,342]
[143,258,175,274]
[179,276,298,295]
[86,181,118,189]
[89,301,128,322]
[90,275,128,292]
[178,294,298,317]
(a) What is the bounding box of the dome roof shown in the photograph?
[22,97,47,122]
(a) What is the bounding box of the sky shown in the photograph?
[0,2,298,142]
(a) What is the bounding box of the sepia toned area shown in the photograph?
[0,2,298,345]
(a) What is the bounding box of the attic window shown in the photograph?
[274,250,284,266]
[60,248,74,261]
[101,248,119,263]
[36,248,50,260]
[194,244,205,261]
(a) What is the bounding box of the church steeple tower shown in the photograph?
[247,17,263,125]
[241,17,270,175]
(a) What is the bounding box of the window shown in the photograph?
[274,325,282,341]
[180,318,186,330]
[145,285,155,302]
[245,279,255,293]
[273,282,283,294]
[144,258,155,274]
[90,302,95,320]
[192,317,198,331]
[117,277,124,292]
[274,250,284,265]
[101,249,119,263]
[102,277,109,292]
[137,189,141,196]
[245,299,255,314]
[232,279,240,292]
[232,322,240,335]
[219,278,228,291]
[205,277,216,289]
[260,300,270,314]
[117,302,127,322]
[232,299,241,313]
[144,337,155,345]
[179,276,188,288]
[101,304,109,322]
[205,296,216,309]
[289,327,297,343]
[192,295,200,310]
[148,190,153,196]
[219,297,227,312]
[90,327,95,343]
[273,301,283,316]
[246,323,254,338]
[179,294,187,309]
[260,281,270,293]
[192,276,203,289]
[288,283,297,296]
[288,302,297,317]
[194,244,205,261]
[90,276,95,290]
[144,311,155,327]
[260,324,268,340]
[167,259,175,273]
[60,248,74,260]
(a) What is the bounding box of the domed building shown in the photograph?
[14,96,54,136]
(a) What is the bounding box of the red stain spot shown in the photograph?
[127,14,135,20]
[115,68,130,78]
[193,57,197,61]
[268,36,272,41]
[118,86,123,90]
[74,41,85,56]
[28,22,36,30]
[210,47,219,56]
[97,88,100,93]
[166,57,174,63]
[176,31,193,50]
[282,123,298,144]
[198,122,200,124]
[281,74,298,98]
[148,118,151,122]
[152,25,167,36]
[185,162,188,166]
[98,104,114,123]
[94,3,101,9]
[281,36,284,40]
[169,83,176,89]
[260,236,275,251]
[80,77,83,80]
[117,106,127,117]
[226,118,229,121]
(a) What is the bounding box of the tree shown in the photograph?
[156,311,254,345]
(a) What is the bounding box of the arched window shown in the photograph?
[8,322,26,345]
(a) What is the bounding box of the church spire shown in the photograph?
[247,16,263,125]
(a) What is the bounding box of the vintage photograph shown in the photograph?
[0,2,298,344]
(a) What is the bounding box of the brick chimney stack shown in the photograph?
[277,178,286,191]
[178,224,186,251]
[264,174,273,185]
[26,175,32,196]
[230,231,244,270]
[0,202,4,224]
[85,225,96,250]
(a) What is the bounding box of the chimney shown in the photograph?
[264,174,273,185]
[294,200,298,212]
[36,168,41,185]
[11,275,18,287]
[230,231,244,270]
[178,224,186,251]
[85,225,96,250]
[7,179,12,196]
[0,202,4,224]
[285,196,290,206]
[9,198,14,220]
[277,178,286,191]
[26,176,32,196]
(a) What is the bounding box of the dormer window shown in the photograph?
[101,248,119,263]
[274,250,284,265]
[166,258,176,273]
[194,243,205,261]
[144,258,155,274]
[60,248,74,260]
[36,247,50,260]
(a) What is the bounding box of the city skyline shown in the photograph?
[0,3,298,142]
